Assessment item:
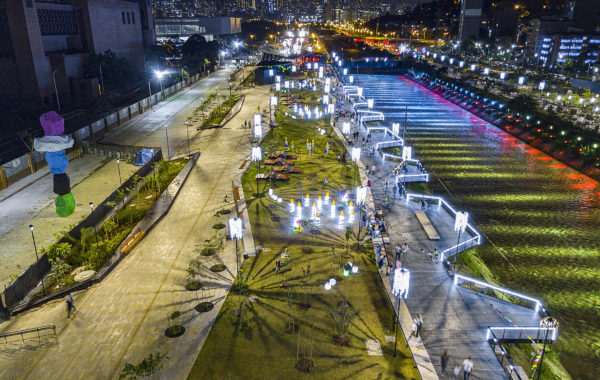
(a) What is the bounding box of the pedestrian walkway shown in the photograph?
[0,82,272,379]
[332,99,542,379]
[0,155,137,287]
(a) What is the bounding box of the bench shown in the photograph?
[414,210,440,240]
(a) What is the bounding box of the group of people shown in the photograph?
[440,352,475,380]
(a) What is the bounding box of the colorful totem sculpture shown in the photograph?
[34,111,75,217]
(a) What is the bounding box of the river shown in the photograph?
[355,74,600,379]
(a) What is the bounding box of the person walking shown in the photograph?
[275,259,281,275]
[324,177,328,187]
[416,314,423,337]
[402,242,409,261]
[462,357,473,380]
[410,319,418,338]
[66,293,76,318]
[440,350,449,375]
[453,364,461,380]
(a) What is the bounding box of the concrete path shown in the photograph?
[0,81,272,379]
[332,86,541,379]
[0,155,137,287]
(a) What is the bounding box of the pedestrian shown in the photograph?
[324,177,328,186]
[421,199,426,210]
[365,165,370,175]
[275,259,281,275]
[463,356,473,380]
[367,179,371,187]
[395,245,402,262]
[337,155,341,162]
[410,319,418,338]
[416,314,423,337]
[402,242,409,260]
[440,350,449,375]
[453,364,461,380]
[66,293,76,318]
[385,180,389,192]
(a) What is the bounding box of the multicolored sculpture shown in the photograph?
[34,111,75,217]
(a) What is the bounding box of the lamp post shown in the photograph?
[251,146,262,196]
[52,70,61,112]
[229,82,232,99]
[29,225,46,296]
[89,202,99,250]
[229,218,244,317]
[163,122,170,160]
[536,317,558,380]
[154,70,165,99]
[185,120,190,154]
[392,266,410,357]
[453,211,468,270]
[116,158,122,186]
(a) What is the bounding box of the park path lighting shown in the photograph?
[229,218,244,317]
[161,122,170,160]
[538,81,545,91]
[367,99,374,109]
[116,158,122,186]
[330,200,336,218]
[89,202,99,250]
[500,72,506,80]
[459,61,464,68]
[343,68,348,75]
[29,225,46,296]
[484,67,490,75]
[402,146,412,161]
[349,75,354,83]
[357,87,363,97]
[392,265,411,357]
[453,211,469,269]
[251,146,262,196]
[253,114,262,139]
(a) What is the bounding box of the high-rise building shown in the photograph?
[458,0,483,44]
[0,0,155,107]
[564,0,599,33]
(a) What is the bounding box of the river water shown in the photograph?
[355,74,600,379]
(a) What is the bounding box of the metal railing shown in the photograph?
[487,326,558,343]
[0,325,57,352]
[455,274,544,313]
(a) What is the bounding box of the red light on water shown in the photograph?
[537,129,541,133]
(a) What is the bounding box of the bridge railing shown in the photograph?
[455,274,545,314]
[0,325,57,352]
[487,326,558,343]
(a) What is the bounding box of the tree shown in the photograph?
[47,242,72,287]
[119,352,169,379]
[84,50,139,92]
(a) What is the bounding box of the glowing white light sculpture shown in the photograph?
[251,146,262,162]
[325,191,330,204]
[402,146,412,161]
[357,87,363,97]
[356,186,367,205]
[268,69,274,77]
[538,81,545,91]
[342,122,350,134]
[518,76,525,85]
[292,65,297,72]
[459,61,464,68]
[290,199,295,213]
[392,123,400,136]
[454,211,469,232]
[325,77,331,86]
[253,114,262,139]
[392,267,410,298]
[304,193,310,207]
[328,104,334,113]
[307,63,312,69]
[275,82,281,91]
[296,201,302,219]
[284,80,289,89]
[271,96,278,106]
[484,67,490,75]
[470,64,476,71]
[349,76,354,83]
[229,218,243,240]
[330,200,336,218]
[275,75,281,83]
[324,84,330,93]
[338,210,345,228]
[351,147,361,162]
[319,67,323,78]
[323,95,329,104]
[351,265,358,274]
[343,68,348,75]
[500,72,506,80]
[317,195,323,212]
[367,99,374,109]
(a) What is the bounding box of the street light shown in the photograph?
[89,202,99,250]
[52,70,61,112]
[29,225,46,296]
[251,146,262,196]
[116,158,122,186]
[185,120,190,154]
[163,122,170,160]
[154,70,165,100]
[229,217,244,317]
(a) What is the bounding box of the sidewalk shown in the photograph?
[0,84,272,380]
[0,155,137,287]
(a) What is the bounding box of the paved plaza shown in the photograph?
[0,68,272,379]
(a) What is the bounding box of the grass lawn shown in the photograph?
[188,101,419,379]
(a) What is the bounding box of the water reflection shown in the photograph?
[356,74,600,378]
